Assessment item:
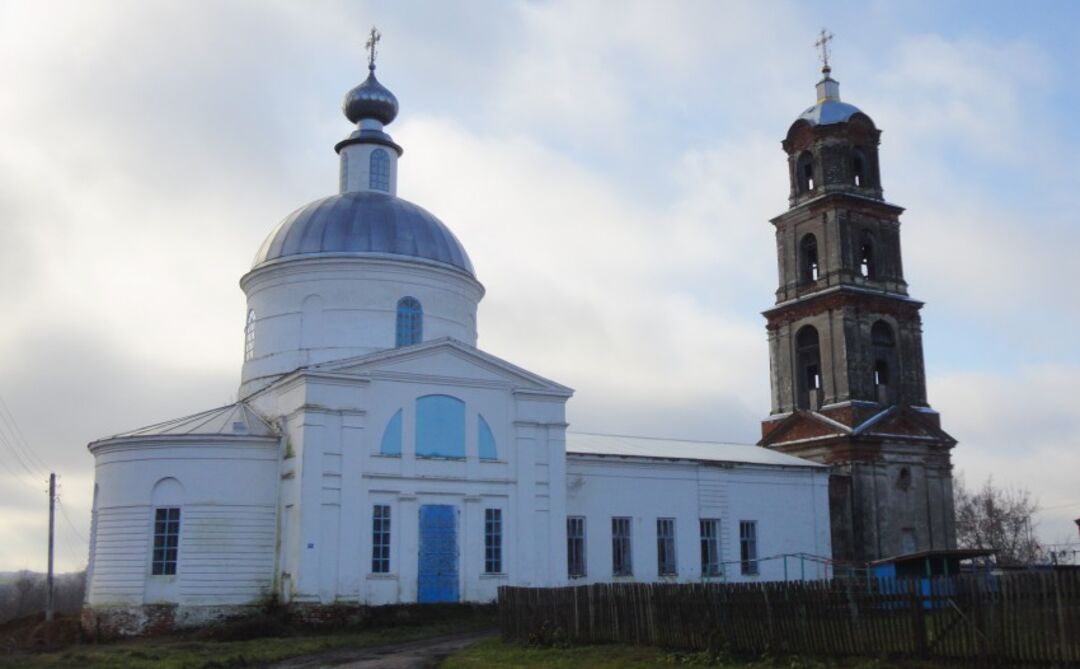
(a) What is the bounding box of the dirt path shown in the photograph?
[267,629,497,669]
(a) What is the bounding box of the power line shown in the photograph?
[1040,500,1080,512]
[0,421,45,482]
[0,395,50,474]
[56,496,88,546]
[0,447,45,492]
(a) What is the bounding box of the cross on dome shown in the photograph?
[815,28,834,74]
[366,26,381,70]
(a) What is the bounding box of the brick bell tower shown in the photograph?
[758,46,957,565]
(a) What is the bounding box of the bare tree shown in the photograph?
[954,475,1043,566]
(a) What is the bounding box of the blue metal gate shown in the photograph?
[418,504,459,603]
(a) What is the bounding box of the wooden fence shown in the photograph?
[499,571,1080,665]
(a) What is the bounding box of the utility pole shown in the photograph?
[46,472,55,622]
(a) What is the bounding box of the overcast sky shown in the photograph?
[1,0,1078,572]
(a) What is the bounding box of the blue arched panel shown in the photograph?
[380,409,403,456]
[478,415,497,460]
[416,395,465,458]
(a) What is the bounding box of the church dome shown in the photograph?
[794,67,871,128]
[343,68,399,125]
[797,99,864,126]
[252,191,475,275]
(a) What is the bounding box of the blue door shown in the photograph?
[418,504,459,603]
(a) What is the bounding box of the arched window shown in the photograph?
[395,297,423,347]
[478,415,497,461]
[416,395,465,458]
[244,310,256,362]
[379,409,403,456]
[871,320,895,347]
[852,147,868,187]
[896,467,912,491]
[369,149,390,192]
[796,151,815,192]
[799,234,819,284]
[795,325,822,410]
[858,231,876,279]
[150,477,184,577]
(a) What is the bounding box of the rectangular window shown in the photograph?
[739,520,758,576]
[657,518,676,576]
[612,517,632,577]
[371,505,391,574]
[567,516,586,578]
[485,509,503,574]
[151,507,180,576]
[700,519,722,577]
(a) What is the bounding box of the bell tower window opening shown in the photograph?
[852,147,867,187]
[871,320,896,403]
[795,325,822,409]
[799,233,819,284]
[796,151,815,192]
[859,231,876,279]
[871,320,895,347]
[395,297,422,347]
[369,149,391,192]
[874,359,890,386]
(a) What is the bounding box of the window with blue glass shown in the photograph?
[484,508,503,573]
[416,395,465,458]
[379,409,402,456]
[369,148,390,192]
[478,415,497,460]
[371,505,391,573]
[395,297,422,347]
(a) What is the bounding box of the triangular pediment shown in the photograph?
[307,338,573,395]
[759,410,850,447]
[855,406,956,444]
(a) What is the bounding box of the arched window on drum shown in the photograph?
[369,149,391,192]
[396,297,422,347]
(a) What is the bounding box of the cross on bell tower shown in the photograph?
[758,38,958,566]
[815,28,833,71]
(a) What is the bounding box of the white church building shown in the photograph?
[82,50,831,634]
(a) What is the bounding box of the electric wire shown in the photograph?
[56,496,88,546]
[0,421,45,482]
[0,395,51,474]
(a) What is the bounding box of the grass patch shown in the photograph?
[443,639,957,669]
[1,608,495,669]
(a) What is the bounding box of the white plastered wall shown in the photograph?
[85,437,280,607]
[239,257,484,396]
[248,346,569,605]
[565,456,831,584]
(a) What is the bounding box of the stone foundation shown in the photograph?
[81,601,495,639]
[80,603,259,640]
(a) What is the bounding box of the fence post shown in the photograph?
[909,579,928,659]
[1054,570,1068,664]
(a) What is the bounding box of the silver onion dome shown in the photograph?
[252,191,475,275]
[343,66,399,125]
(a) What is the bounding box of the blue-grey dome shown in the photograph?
[253,191,475,275]
[343,68,398,125]
[795,72,869,127]
[797,99,864,126]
